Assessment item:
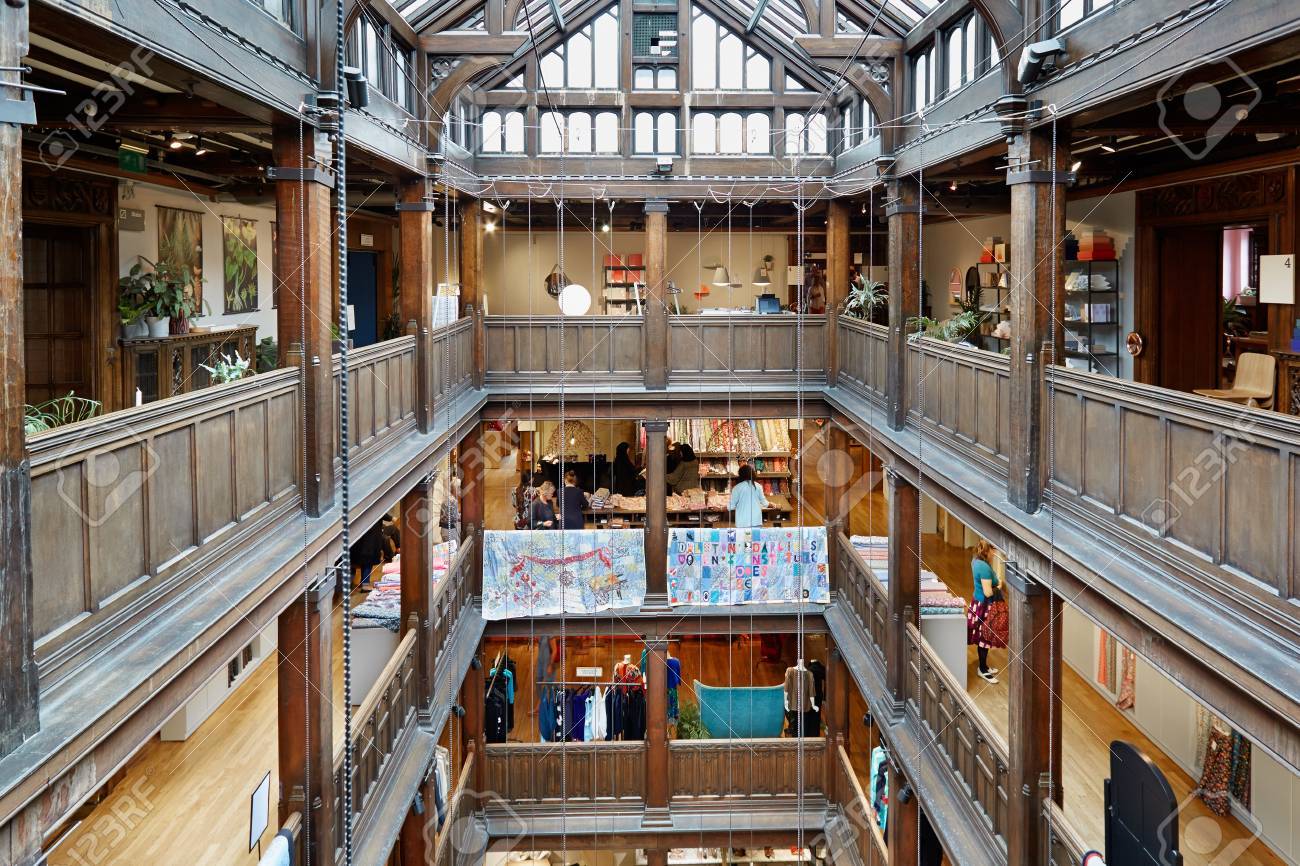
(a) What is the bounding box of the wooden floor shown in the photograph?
[47,594,355,866]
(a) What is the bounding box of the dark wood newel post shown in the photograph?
[397,178,435,433]
[400,477,433,710]
[273,123,336,517]
[885,179,921,431]
[1005,123,1067,513]
[1005,562,1062,866]
[885,465,919,714]
[826,199,851,385]
[643,635,670,824]
[459,196,485,390]
[0,0,39,769]
[644,200,669,389]
[644,420,669,602]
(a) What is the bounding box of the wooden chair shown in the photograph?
[1194,351,1276,410]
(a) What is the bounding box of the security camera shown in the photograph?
[897,783,914,804]
[452,704,466,718]
[1017,38,1067,85]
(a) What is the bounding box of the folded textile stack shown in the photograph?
[706,491,730,509]
[755,418,792,452]
[851,535,889,567]
[765,494,792,511]
[608,494,647,511]
[1075,228,1116,261]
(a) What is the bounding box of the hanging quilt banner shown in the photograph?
[667,526,830,606]
[482,529,647,620]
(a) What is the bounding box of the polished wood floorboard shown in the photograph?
[47,594,356,866]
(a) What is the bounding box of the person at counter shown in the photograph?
[728,463,769,528]
[665,443,700,494]
[530,481,557,529]
[612,442,640,496]
[557,469,591,529]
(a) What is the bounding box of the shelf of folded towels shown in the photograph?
[584,490,795,528]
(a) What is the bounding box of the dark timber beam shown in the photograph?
[826,200,851,386]
[459,197,486,390]
[399,179,435,433]
[1005,125,1066,513]
[644,200,670,389]
[644,422,669,601]
[884,465,919,713]
[1004,563,1063,866]
[458,424,485,596]
[796,34,902,58]
[0,0,39,771]
[278,575,336,866]
[273,124,336,518]
[885,176,919,430]
[418,32,528,53]
[401,478,433,707]
[643,637,671,825]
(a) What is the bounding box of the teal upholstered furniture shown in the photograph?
[693,680,785,738]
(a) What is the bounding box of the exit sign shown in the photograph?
[118,148,147,174]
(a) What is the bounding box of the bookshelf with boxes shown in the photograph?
[603,252,646,314]
[669,418,797,526]
[972,236,1012,353]
[1064,228,1121,375]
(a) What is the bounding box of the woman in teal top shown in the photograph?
[966,540,1007,683]
[728,463,769,528]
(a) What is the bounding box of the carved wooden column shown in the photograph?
[463,648,486,795]
[1005,563,1062,866]
[401,478,433,709]
[457,425,485,595]
[824,645,849,803]
[826,199,852,385]
[1006,126,1067,513]
[886,762,919,866]
[885,466,919,714]
[885,178,921,431]
[823,424,851,591]
[644,421,669,600]
[278,574,336,866]
[644,200,670,389]
[643,636,671,824]
[459,196,485,389]
[273,124,337,517]
[0,0,38,768]
[646,849,669,866]
[398,179,435,433]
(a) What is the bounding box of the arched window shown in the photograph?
[657,112,677,154]
[746,112,770,154]
[568,111,592,152]
[536,6,620,89]
[634,66,679,91]
[503,111,524,152]
[694,111,770,154]
[691,7,771,91]
[481,110,503,153]
[634,110,678,153]
[693,112,717,154]
[786,111,827,155]
[541,111,565,153]
[718,112,743,153]
[594,111,619,153]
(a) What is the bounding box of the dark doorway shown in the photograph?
[1105,740,1181,865]
[347,250,379,348]
[23,223,96,405]
[1154,225,1221,393]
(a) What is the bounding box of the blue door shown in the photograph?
[347,251,379,348]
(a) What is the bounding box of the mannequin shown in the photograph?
[783,659,819,737]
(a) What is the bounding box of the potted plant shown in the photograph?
[117,264,153,339]
[843,274,886,321]
[199,351,251,384]
[152,258,206,335]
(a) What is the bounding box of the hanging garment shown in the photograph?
[623,689,647,740]
[784,666,816,712]
[432,746,449,830]
[869,746,889,831]
[584,687,608,741]
[539,687,557,742]
[490,665,516,731]
[1115,648,1137,710]
[1229,731,1251,809]
[605,686,626,740]
[486,689,510,743]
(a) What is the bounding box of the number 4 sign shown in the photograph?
[1260,254,1295,304]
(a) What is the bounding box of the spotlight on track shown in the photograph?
[343,65,370,109]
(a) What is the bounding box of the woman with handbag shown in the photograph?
[966,540,1008,683]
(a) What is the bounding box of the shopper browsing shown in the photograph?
[728,463,769,528]
[664,443,700,494]
[966,540,1008,683]
[557,469,591,529]
[530,481,558,529]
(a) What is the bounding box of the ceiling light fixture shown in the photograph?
[1099,138,1117,154]
[1070,160,1082,173]
[601,222,610,232]
[484,221,496,232]
[166,132,183,150]
[949,180,958,191]
[194,136,209,156]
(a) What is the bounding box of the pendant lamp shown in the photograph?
[711,265,731,287]
[753,268,771,287]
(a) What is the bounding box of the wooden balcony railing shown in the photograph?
[333,625,421,858]
[669,737,827,798]
[833,746,888,866]
[331,336,420,465]
[483,315,646,388]
[429,527,476,707]
[836,317,888,401]
[1049,366,1300,601]
[433,753,477,866]
[834,533,888,671]
[28,368,301,683]
[1041,799,1091,866]
[669,314,828,387]
[904,622,1009,844]
[904,338,1011,474]
[482,741,648,802]
[431,318,474,407]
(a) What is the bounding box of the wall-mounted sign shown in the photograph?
[117,206,145,232]
[576,666,603,678]
[1260,254,1295,304]
[117,147,147,174]
[359,233,374,247]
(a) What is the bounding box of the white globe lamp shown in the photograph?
[558,282,591,316]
